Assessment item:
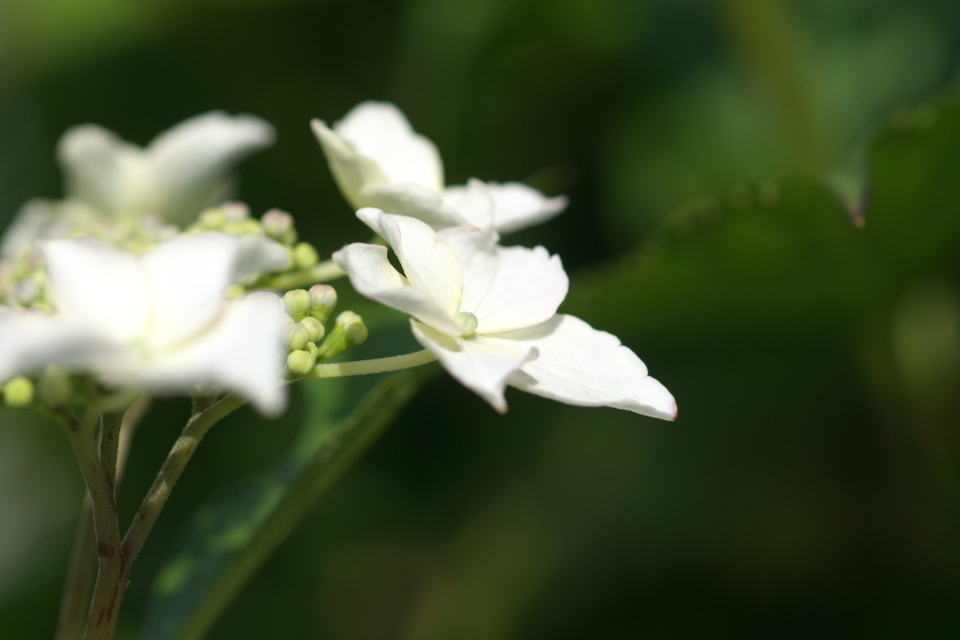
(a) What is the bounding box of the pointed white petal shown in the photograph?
[333,242,461,335]
[42,238,150,343]
[355,209,462,318]
[439,227,568,332]
[334,101,444,192]
[140,233,289,349]
[104,292,288,416]
[411,320,536,413]
[144,112,276,224]
[481,314,677,420]
[57,124,141,215]
[441,178,495,229]
[482,181,567,233]
[361,182,465,228]
[0,310,125,382]
[311,118,388,210]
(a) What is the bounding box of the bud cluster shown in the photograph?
[282,284,368,378]
[188,204,321,293]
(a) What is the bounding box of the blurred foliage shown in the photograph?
[3,0,960,638]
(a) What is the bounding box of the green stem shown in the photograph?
[55,398,150,640]
[99,413,123,497]
[309,349,437,379]
[57,406,124,640]
[55,500,96,640]
[263,260,345,291]
[121,394,247,569]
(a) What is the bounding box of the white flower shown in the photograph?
[0,233,290,415]
[59,111,274,225]
[312,101,567,232]
[333,209,676,419]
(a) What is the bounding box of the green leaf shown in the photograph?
[567,94,960,346]
[139,367,435,640]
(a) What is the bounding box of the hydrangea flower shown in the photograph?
[1,112,275,261]
[0,233,290,414]
[312,101,567,232]
[333,209,676,419]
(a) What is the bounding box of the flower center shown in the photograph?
[453,311,479,337]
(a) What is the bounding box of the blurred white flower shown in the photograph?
[0,233,290,415]
[59,111,275,224]
[312,101,567,232]
[333,209,676,419]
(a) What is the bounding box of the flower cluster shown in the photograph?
[0,102,675,421]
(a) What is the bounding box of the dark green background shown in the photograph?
[2,0,960,638]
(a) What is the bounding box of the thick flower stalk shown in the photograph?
[334,209,676,419]
[312,101,567,232]
[0,232,290,414]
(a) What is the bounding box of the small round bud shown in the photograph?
[222,201,251,221]
[3,376,34,408]
[292,242,319,270]
[282,289,312,322]
[38,366,71,406]
[309,284,337,323]
[300,316,325,343]
[285,323,311,351]
[338,312,369,346]
[197,207,227,229]
[314,311,368,359]
[262,209,297,245]
[453,311,479,337]
[286,349,317,377]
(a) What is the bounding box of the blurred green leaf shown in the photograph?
[139,367,435,640]
[570,95,960,346]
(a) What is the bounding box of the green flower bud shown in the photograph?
[3,376,34,408]
[197,207,227,229]
[453,311,479,337]
[223,219,263,236]
[300,316,325,343]
[261,209,297,245]
[38,366,72,406]
[292,242,319,270]
[286,349,317,377]
[285,323,311,351]
[283,289,312,322]
[306,341,319,359]
[222,202,251,221]
[309,284,337,324]
[315,311,368,360]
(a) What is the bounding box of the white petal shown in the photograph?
[334,101,444,192]
[311,118,388,210]
[411,320,536,413]
[143,112,276,224]
[361,182,465,229]
[103,292,288,416]
[1,200,58,261]
[355,209,462,319]
[333,242,461,335]
[42,238,151,343]
[0,310,125,382]
[441,178,495,229]
[482,314,677,420]
[439,227,568,332]
[140,233,289,349]
[57,124,141,215]
[482,181,567,233]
